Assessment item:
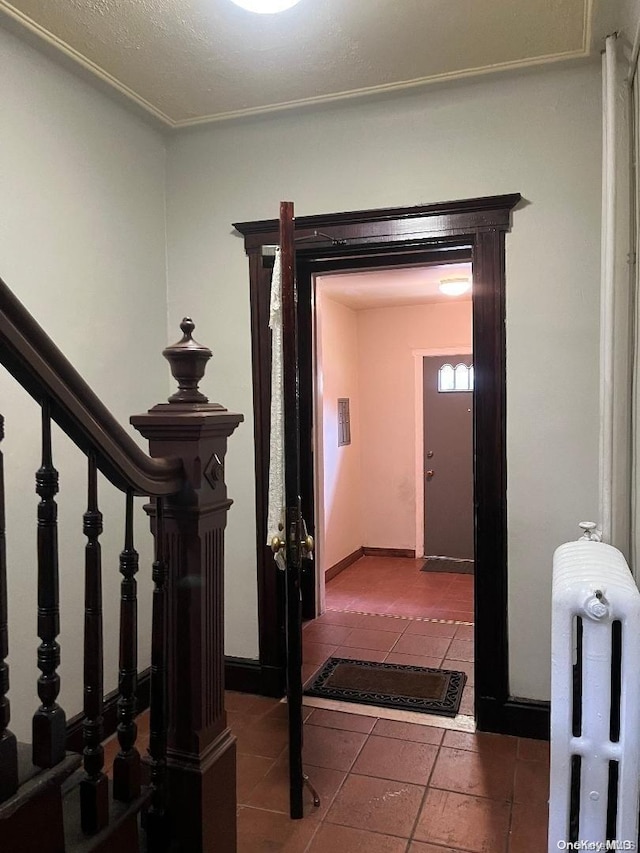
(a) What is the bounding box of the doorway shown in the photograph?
[308,262,475,716]
[314,265,473,582]
[234,194,546,738]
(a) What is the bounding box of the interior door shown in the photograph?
[423,354,474,560]
[277,201,317,819]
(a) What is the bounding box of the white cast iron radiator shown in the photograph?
[549,537,640,851]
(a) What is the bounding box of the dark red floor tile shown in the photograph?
[308,823,407,853]
[413,788,511,852]
[326,773,425,838]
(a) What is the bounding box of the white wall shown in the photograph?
[315,292,362,573]
[0,27,169,739]
[621,0,640,52]
[166,62,602,700]
[357,301,472,553]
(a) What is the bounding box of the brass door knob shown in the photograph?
[271,536,285,554]
[426,470,435,480]
[302,534,314,556]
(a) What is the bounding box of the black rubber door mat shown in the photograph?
[305,657,467,717]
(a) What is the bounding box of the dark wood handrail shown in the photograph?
[0,277,183,495]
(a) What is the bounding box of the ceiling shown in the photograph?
[318,263,473,311]
[0,0,605,128]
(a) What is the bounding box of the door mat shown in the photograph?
[421,557,474,574]
[304,657,467,717]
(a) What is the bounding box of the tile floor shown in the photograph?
[104,693,550,853]
[103,557,550,851]
[301,610,475,717]
[231,692,550,853]
[324,556,474,622]
[305,556,475,715]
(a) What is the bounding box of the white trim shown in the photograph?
[0,1,174,126]
[0,0,593,129]
[631,59,640,573]
[172,50,591,128]
[599,36,618,543]
[413,347,472,559]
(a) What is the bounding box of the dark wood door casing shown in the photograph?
[234,194,549,739]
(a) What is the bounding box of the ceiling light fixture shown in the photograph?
[438,277,472,297]
[229,0,303,12]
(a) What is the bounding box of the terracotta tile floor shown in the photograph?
[301,611,475,716]
[304,557,476,715]
[103,698,550,851]
[324,556,474,622]
[232,557,549,850]
[103,558,551,850]
[231,693,550,852]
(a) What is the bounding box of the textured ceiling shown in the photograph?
[318,263,473,310]
[0,0,595,127]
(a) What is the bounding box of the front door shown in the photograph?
[423,354,474,560]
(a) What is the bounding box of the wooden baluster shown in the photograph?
[113,489,141,802]
[32,400,66,768]
[0,414,18,801]
[146,497,169,850]
[80,454,108,832]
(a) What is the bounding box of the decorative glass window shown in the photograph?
[438,363,473,392]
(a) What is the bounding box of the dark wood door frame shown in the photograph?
[234,195,550,740]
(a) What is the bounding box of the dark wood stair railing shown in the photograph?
[80,453,108,834]
[0,276,243,853]
[0,413,19,803]
[33,399,66,769]
[113,489,141,805]
[145,497,169,849]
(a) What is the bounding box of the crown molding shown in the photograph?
[1,0,593,131]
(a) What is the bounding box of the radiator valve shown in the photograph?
[578,521,601,542]
[585,589,609,620]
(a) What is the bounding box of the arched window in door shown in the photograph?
[438,362,473,392]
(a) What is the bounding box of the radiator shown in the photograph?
[549,539,640,851]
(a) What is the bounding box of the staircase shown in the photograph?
[0,278,243,852]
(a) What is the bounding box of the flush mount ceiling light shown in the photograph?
[229,0,303,12]
[438,277,472,297]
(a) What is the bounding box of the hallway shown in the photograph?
[231,692,549,852]
[304,555,475,713]
[322,555,474,621]
[101,555,549,851]
[230,556,548,851]
[103,690,549,851]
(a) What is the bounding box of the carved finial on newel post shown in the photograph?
[163,318,212,404]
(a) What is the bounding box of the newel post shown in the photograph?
[131,319,243,853]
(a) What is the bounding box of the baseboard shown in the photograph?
[224,657,285,698]
[325,547,364,581]
[362,547,416,558]
[66,658,283,753]
[223,657,262,693]
[66,667,152,753]
[421,557,474,575]
[64,665,547,745]
[477,695,550,741]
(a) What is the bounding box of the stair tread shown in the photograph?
[62,770,150,853]
[0,744,81,820]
